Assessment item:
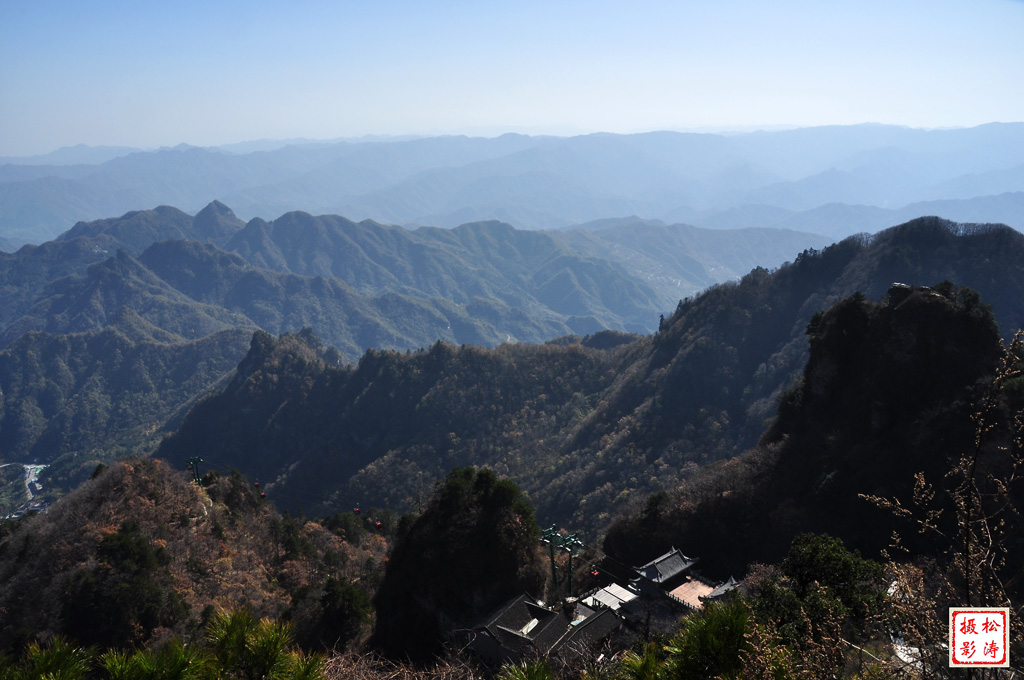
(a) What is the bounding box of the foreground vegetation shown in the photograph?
[1,610,325,680]
[5,529,1010,679]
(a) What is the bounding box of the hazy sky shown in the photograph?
[1,0,1022,156]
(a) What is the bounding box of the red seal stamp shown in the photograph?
[950,607,1009,667]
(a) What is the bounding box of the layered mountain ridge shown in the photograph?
[0,201,824,508]
[1,198,1022,535]
[3,124,1022,243]
[157,217,1024,536]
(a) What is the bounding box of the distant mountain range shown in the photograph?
[7,201,828,342]
[2,124,1022,243]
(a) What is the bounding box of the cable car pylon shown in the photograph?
[540,526,585,597]
[187,457,203,484]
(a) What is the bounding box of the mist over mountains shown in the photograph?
[2,124,1022,244]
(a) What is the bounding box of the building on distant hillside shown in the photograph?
[551,608,621,663]
[581,582,640,613]
[669,575,717,610]
[707,576,741,600]
[633,547,697,591]
[465,549,743,666]
[578,580,672,632]
[466,594,569,666]
[630,547,741,611]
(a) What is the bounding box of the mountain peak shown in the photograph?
[193,201,245,243]
[199,199,234,215]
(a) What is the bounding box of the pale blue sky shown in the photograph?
[1,0,1022,156]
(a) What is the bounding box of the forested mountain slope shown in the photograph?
[221,212,664,331]
[158,331,627,521]
[0,326,252,499]
[603,283,1018,582]
[158,219,1024,535]
[0,457,384,651]
[0,250,256,345]
[0,201,826,511]
[1,206,1020,525]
